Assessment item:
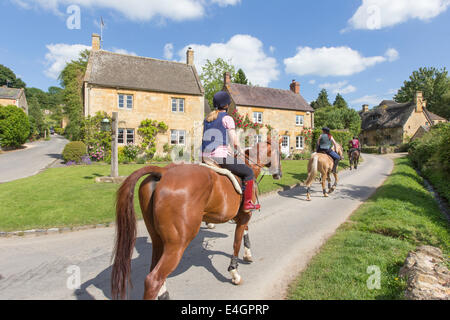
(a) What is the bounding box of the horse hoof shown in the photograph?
[243,255,253,263]
[324,193,329,197]
[158,291,170,300]
[230,269,242,285]
[206,223,215,229]
[306,194,311,201]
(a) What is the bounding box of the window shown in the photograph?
[253,112,263,124]
[118,94,133,109]
[126,129,134,144]
[172,98,185,112]
[118,128,134,144]
[118,129,124,144]
[282,136,289,147]
[296,115,304,126]
[170,130,186,145]
[296,136,304,149]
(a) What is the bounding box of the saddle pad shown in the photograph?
[199,163,243,194]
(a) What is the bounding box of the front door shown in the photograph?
[281,136,290,156]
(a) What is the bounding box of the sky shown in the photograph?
[1,0,449,110]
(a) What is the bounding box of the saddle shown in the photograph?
[200,159,243,194]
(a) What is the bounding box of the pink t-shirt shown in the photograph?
[203,115,235,158]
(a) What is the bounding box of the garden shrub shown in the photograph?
[138,119,168,158]
[0,105,30,148]
[361,146,379,154]
[123,144,140,162]
[62,141,87,163]
[311,129,353,151]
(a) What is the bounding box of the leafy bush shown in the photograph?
[292,151,312,160]
[81,111,112,153]
[138,119,168,158]
[0,105,30,148]
[54,127,65,135]
[62,141,87,163]
[88,143,106,161]
[123,144,141,162]
[361,146,379,154]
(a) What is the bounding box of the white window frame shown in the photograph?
[253,112,263,124]
[171,98,185,113]
[170,130,186,146]
[118,128,124,144]
[296,136,304,149]
[118,94,133,109]
[126,129,135,144]
[118,128,135,145]
[296,115,304,126]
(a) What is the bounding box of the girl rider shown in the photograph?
[316,127,341,174]
[201,91,260,212]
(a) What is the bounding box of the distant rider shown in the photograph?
[348,136,361,159]
[316,127,341,174]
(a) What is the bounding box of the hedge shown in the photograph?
[0,105,30,148]
[311,129,353,151]
[62,141,87,163]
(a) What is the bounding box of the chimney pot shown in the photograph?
[186,47,194,66]
[92,33,101,51]
[362,104,369,113]
[415,91,425,113]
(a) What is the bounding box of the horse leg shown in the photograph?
[229,214,251,285]
[242,226,253,263]
[322,171,329,197]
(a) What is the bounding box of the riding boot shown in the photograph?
[332,159,339,173]
[243,180,260,212]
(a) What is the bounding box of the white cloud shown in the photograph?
[179,34,279,87]
[269,46,276,54]
[13,0,242,22]
[385,48,399,62]
[309,80,316,85]
[164,43,174,60]
[346,0,450,31]
[351,94,383,106]
[284,46,389,77]
[44,43,90,79]
[111,48,137,56]
[319,81,357,94]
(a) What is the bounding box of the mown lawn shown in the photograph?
[0,159,349,232]
[288,157,449,300]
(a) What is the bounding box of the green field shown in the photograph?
[288,157,449,300]
[0,159,349,232]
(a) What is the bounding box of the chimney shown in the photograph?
[362,104,369,113]
[290,80,300,94]
[186,47,194,66]
[415,91,425,113]
[224,72,231,86]
[92,33,101,51]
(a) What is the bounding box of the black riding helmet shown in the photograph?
[322,127,330,134]
[213,91,231,110]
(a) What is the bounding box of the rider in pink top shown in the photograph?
[202,115,236,158]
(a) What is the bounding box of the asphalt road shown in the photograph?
[0,135,68,183]
[0,153,393,300]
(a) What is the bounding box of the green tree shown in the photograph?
[138,119,168,158]
[0,64,26,88]
[28,96,47,138]
[311,89,331,110]
[333,93,349,109]
[59,50,90,141]
[394,67,450,119]
[314,106,361,136]
[200,58,236,110]
[0,105,30,148]
[234,68,249,85]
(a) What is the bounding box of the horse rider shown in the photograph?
[348,136,361,159]
[316,127,341,174]
[201,91,261,212]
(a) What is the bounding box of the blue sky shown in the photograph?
[1,0,449,110]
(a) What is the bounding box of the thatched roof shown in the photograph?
[360,101,415,131]
[84,50,203,96]
[424,108,447,121]
[226,83,314,112]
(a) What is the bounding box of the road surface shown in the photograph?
[0,154,393,300]
[0,135,68,183]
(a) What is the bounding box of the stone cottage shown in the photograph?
[83,34,205,154]
[0,86,28,114]
[223,73,314,156]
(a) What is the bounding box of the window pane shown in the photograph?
[172,99,177,112]
[118,95,124,108]
[178,131,186,145]
[179,99,184,112]
[282,136,288,147]
[171,130,178,144]
[127,95,133,109]
[118,129,124,144]
[126,129,134,144]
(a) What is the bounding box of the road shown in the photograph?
[0,135,68,183]
[0,154,393,300]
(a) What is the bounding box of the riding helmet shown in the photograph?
[322,127,330,133]
[213,91,231,110]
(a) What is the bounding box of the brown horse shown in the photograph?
[304,144,343,201]
[349,149,360,170]
[111,140,282,300]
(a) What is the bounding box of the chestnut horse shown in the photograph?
[304,144,343,201]
[349,149,360,170]
[111,140,282,300]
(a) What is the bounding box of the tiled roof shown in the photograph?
[0,87,22,100]
[84,50,203,95]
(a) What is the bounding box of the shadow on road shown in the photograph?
[74,228,233,300]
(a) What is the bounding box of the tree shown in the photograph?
[0,105,30,148]
[333,93,348,109]
[311,89,331,110]
[394,67,450,119]
[234,68,249,85]
[200,58,236,110]
[313,106,361,136]
[0,64,26,88]
[59,50,90,141]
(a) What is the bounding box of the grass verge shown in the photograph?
[0,159,349,232]
[287,157,449,300]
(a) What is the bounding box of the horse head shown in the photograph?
[246,136,282,180]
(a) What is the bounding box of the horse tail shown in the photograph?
[305,153,319,186]
[111,166,165,300]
